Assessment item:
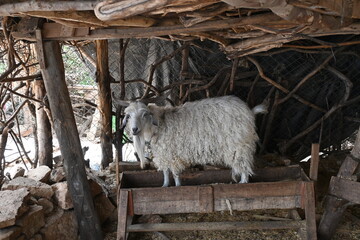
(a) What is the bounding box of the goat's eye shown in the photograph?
[125,114,130,119]
[142,112,150,118]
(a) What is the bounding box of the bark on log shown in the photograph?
[35,40,103,240]
[0,1,96,16]
[96,40,113,170]
[95,0,171,21]
[34,80,52,168]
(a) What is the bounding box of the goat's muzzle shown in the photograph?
[132,127,140,135]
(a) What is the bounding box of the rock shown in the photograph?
[94,193,116,224]
[28,196,38,205]
[0,188,30,228]
[53,155,63,167]
[37,198,54,215]
[49,167,66,183]
[26,166,51,183]
[0,226,22,240]
[29,234,42,240]
[15,234,26,240]
[1,177,54,199]
[8,166,25,179]
[51,182,73,210]
[40,208,78,240]
[16,205,45,239]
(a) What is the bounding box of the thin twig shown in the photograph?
[143,42,191,98]
[281,66,353,152]
[277,52,339,104]
[247,56,326,113]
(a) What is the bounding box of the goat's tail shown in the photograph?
[252,104,268,115]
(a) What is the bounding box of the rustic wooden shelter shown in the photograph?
[1,1,360,240]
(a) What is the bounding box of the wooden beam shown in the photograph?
[33,80,52,168]
[0,1,95,16]
[24,11,157,28]
[309,143,320,181]
[127,220,306,232]
[14,13,282,41]
[96,40,113,169]
[329,176,360,204]
[35,40,102,240]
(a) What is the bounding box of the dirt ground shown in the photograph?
[103,152,360,240]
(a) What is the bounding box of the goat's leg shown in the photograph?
[173,173,181,186]
[239,172,249,183]
[162,169,170,187]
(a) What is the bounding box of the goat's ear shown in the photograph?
[151,115,158,126]
[121,115,129,128]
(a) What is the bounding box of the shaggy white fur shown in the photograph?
[123,96,266,187]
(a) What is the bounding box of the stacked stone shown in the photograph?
[0,165,116,240]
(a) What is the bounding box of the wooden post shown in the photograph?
[309,143,320,181]
[35,40,103,239]
[318,127,360,239]
[96,39,113,169]
[117,190,129,240]
[304,182,317,240]
[34,79,53,168]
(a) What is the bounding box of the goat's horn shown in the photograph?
[139,91,171,105]
[112,92,130,107]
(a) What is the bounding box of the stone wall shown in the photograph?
[0,165,116,240]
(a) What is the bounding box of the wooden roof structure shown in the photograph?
[2,0,360,57]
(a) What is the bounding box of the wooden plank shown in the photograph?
[309,143,320,181]
[198,186,214,213]
[132,186,203,215]
[117,190,129,240]
[36,40,102,240]
[303,182,317,240]
[42,23,89,39]
[127,220,306,232]
[329,176,360,204]
[130,182,303,214]
[213,181,303,199]
[121,165,303,188]
[60,25,76,37]
[214,196,301,212]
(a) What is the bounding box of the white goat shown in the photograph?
[118,96,266,187]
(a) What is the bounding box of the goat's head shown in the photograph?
[122,102,158,136]
[113,92,170,136]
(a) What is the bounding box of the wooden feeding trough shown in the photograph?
[117,165,316,240]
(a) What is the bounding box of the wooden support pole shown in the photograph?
[35,40,103,239]
[34,79,53,168]
[96,39,113,169]
[309,143,320,181]
[117,190,129,240]
[304,182,317,240]
[318,126,360,239]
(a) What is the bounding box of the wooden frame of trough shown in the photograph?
[116,165,316,240]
